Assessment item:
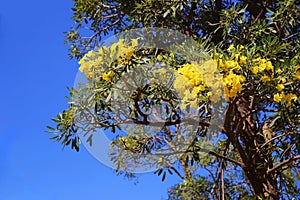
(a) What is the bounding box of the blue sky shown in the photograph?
[0,1,180,199]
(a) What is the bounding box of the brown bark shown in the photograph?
[224,96,279,199]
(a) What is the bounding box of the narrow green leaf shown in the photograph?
[162,171,166,182]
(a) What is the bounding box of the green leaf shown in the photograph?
[157,168,163,176]
[162,171,166,182]
[268,116,280,128]
[163,10,170,18]
[106,92,112,103]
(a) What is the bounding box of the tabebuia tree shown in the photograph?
[48,0,300,199]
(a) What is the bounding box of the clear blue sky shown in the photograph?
[0,1,180,199]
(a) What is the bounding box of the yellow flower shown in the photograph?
[293,68,300,82]
[257,58,266,65]
[206,91,212,98]
[181,90,198,109]
[157,55,163,61]
[254,58,268,72]
[222,70,245,101]
[274,93,285,103]
[286,93,297,101]
[285,93,297,107]
[194,85,206,92]
[279,78,286,84]
[131,39,138,47]
[78,51,95,73]
[295,71,300,80]
[124,49,134,60]
[221,60,240,70]
[265,61,274,71]
[261,75,271,82]
[252,66,259,74]
[273,93,297,107]
[239,56,247,65]
[234,54,240,61]
[276,84,284,91]
[227,44,234,51]
[277,69,283,75]
[102,71,115,81]
[259,63,266,71]
[77,39,140,79]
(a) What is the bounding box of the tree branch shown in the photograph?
[268,155,300,174]
[209,151,245,168]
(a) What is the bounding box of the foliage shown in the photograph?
[49,0,300,199]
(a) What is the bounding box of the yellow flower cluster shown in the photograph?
[273,93,297,107]
[223,70,246,101]
[274,78,286,92]
[212,46,248,102]
[174,60,223,107]
[174,63,206,108]
[276,84,284,91]
[219,59,241,71]
[217,54,247,71]
[177,63,205,88]
[78,50,99,77]
[251,58,274,82]
[78,39,138,79]
[174,45,298,107]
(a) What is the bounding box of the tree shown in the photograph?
[48,0,300,199]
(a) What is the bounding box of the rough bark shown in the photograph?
[224,96,279,199]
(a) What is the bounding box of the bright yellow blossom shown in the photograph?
[274,93,285,103]
[219,60,241,70]
[124,50,134,60]
[265,61,274,71]
[252,66,259,74]
[78,39,139,78]
[294,65,300,80]
[277,69,283,74]
[295,71,300,80]
[276,84,284,91]
[261,75,271,82]
[102,71,115,81]
[131,39,138,47]
[285,93,297,107]
[279,78,286,84]
[227,44,234,51]
[223,70,245,101]
[239,56,247,65]
[234,54,240,61]
[206,91,212,98]
[274,93,297,107]
[157,55,163,61]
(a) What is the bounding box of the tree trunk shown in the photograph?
[224,96,279,199]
